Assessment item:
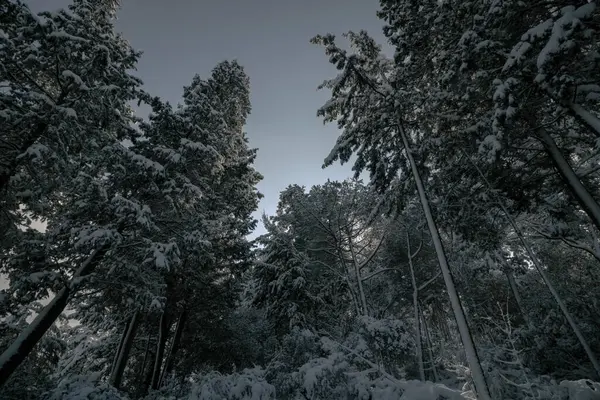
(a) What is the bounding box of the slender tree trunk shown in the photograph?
[349,284,362,317]
[420,304,439,382]
[538,128,600,231]
[109,311,140,389]
[465,149,600,378]
[110,317,131,380]
[141,346,156,396]
[399,125,492,400]
[137,335,151,392]
[505,271,527,320]
[407,233,425,381]
[151,311,170,390]
[348,230,369,316]
[158,309,187,387]
[514,225,600,377]
[354,261,369,317]
[0,247,107,387]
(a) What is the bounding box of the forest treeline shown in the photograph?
[1,0,600,399]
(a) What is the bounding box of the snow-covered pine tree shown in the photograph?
[0,0,146,386]
[0,0,142,230]
[312,30,493,399]
[108,61,263,391]
[253,181,390,336]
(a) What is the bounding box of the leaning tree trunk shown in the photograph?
[466,149,600,378]
[158,309,187,388]
[0,246,107,387]
[407,233,425,381]
[137,335,152,396]
[399,124,492,400]
[140,345,156,396]
[109,311,140,389]
[538,128,600,231]
[508,207,600,377]
[110,317,131,380]
[505,270,532,330]
[567,102,600,139]
[151,311,170,390]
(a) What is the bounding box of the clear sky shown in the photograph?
[26,0,390,236]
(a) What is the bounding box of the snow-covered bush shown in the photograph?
[355,316,415,377]
[187,367,275,400]
[290,349,465,400]
[560,380,600,400]
[55,326,115,380]
[262,327,463,399]
[43,373,128,400]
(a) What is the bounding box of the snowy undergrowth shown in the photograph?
[188,367,276,400]
[43,373,128,400]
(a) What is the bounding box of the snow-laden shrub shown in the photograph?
[187,367,275,400]
[355,316,415,377]
[295,350,350,399]
[55,327,114,379]
[264,327,463,399]
[291,347,465,400]
[357,316,414,355]
[42,373,128,400]
[144,374,191,400]
[560,380,600,400]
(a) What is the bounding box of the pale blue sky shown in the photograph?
[27,0,389,236]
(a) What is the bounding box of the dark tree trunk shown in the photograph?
[399,124,491,400]
[136,334,152,395]
[538,128,600,231]
[0,247,107,387]
[110,318,131,380]
[151,311,171,390]
[159,309,186,387]
[0,286,70,387]
[140,345,156,396]
[109,311,140,389]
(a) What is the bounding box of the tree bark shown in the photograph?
[158,309,186,387]
[0,246,107,387]
[110,317,131,381]
[140,344,156,396]
[407,233,425,381]
[505,271,528,323]
[399,124,492,400]
[353,257,369,317]
[151,311,170,390]
[568,102,600,138]
[137,335,152,394]
[347,228,369,317]
[538,128,600,231]
[109,311,140,389]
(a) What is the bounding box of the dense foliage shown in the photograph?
[1,0,599,399]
